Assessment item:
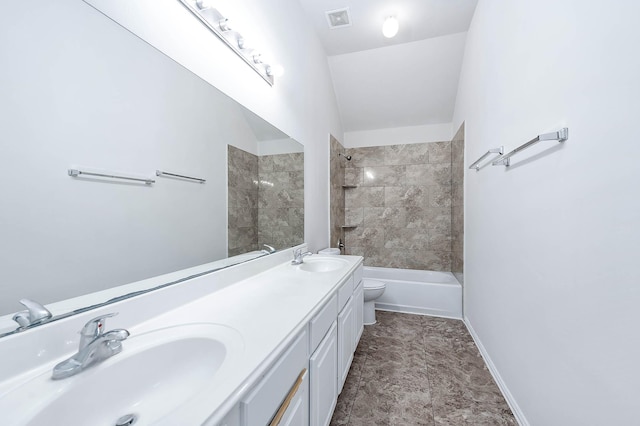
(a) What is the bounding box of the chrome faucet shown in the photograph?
[12,299,52,329]
[52,313,129,380]
[262,244,276,254]
[291,248,312,265]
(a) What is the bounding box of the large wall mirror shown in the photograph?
[0,1,303,336]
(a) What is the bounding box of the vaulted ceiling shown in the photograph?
[298,0,478,132]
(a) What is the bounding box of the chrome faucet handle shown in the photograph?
[79,313,118,349]
[52,327,130,380]
[291,248,312,265]
[12,299,52,328]
[262,244,276,254]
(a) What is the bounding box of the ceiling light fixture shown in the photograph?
[179,0,280,86]
[382,16,399,38]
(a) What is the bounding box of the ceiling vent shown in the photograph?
[325,8,352,29]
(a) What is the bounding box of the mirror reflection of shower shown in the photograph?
[339,152,352,161]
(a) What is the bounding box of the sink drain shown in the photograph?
[115,414,138,426]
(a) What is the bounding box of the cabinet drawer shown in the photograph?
[270,369,308,426]
[309,294,337,353]
[240,330,308,426]
[337,274,354,312]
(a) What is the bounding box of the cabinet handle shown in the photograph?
[269,368,307,426]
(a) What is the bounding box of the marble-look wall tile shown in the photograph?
[330,135,346,249]
[345,207,364,227]
[363,207,407,228]
[429,141,452,164]
[345,227,384,248]
[405,163,452,186]
[341,138,461,273]
[345,187,385,208]
[362,166,406,186]
[451,123,465,282]
[345,146,385,168]
[345,246,364,257]
[259,152,304,173]
[384,186,429,207]
[257,152,304,250]
[228,145,259,255]
[230,145,304,254]
[362,247,452,270]
[429,184,452,208]
[384,143,429,165]
[384,229,430,250]
[344,168,363,186]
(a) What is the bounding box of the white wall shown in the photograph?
[85,0,343,254]
[328,33,467,132]
[453,1,640,424]
[344,123,452,148]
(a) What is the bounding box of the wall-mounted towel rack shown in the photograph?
[68,169,155,185]
[155,170,206,183]
[468,146,504,171]
[493,128,569,167]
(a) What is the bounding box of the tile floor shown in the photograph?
[330,311,517,426]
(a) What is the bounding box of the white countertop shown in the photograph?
[0,250,362,425]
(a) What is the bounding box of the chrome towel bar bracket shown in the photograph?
[493,128,569,167]
[468,146,504,171]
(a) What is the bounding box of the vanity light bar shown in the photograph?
[178,0,276,86]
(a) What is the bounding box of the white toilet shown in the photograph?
[318,248,387,325]
[363,279,386,325]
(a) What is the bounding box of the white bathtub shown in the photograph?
[364,266,462,319]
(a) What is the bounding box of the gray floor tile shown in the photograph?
[330,311,516,426]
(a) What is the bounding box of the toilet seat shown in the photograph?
[363,279,386,290]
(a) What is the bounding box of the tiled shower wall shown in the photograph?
[452,123,465,282]
[329,135,346,250]
[257,152,304,250]
[343,141,461,271]
[228,145,304,256]
[228,145,258,256]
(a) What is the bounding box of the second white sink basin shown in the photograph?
[297,257,349,273]
[0,323,244,426]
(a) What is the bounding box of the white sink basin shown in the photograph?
[297,257,349,273]
[0,323,243,426]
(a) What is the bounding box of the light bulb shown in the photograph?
[219,18,230,31]
[382,16,399,38]
[266,64,284,78]
[195,0,210,9]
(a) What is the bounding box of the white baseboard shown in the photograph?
[463,317,529,426]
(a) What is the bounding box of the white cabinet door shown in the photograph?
[337,296,354,394]
[353,281,364,349]
[277,370,309,426]
[309,322,337,426]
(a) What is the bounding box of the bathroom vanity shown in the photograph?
[0,248,364,426]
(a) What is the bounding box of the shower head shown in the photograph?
[339,153,352,161]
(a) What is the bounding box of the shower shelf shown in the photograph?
[342,185,358,189]
[341,225,358,229]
